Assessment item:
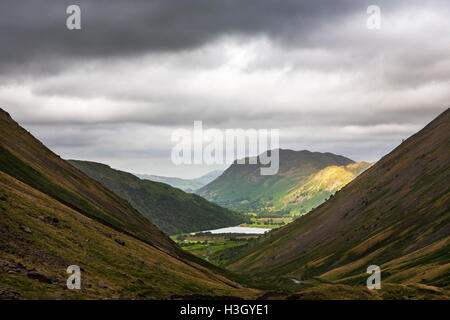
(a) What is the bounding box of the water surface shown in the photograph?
[202,226,270,234]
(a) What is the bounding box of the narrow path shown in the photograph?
[204,246,213,262]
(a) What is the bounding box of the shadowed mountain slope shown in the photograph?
[68,160,244,235]
[222,109,449,289]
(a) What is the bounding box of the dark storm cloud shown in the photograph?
[1,0,447,89]
[0,0,424,74]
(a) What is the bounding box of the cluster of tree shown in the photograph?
[258,220,286,226]
[178,240,209,247]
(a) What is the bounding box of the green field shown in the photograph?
[173,216,292,263]
[241,217,293,229]
[173,232,259,264]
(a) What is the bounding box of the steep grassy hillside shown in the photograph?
[0,108,257,299]
[0,171,256,299]
[198,149,358,216]
[0,109,176,252]
[282,162,372,215]
[137,170,222,192]
[220,109,450,292]
[68,160,244,235]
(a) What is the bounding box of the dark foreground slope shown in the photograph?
[222,109,449,292]
[0,108,256,299]
[0,171,256,299]
[68,160,244,235]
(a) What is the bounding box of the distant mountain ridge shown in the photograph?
[137,170,222,192]
[198,149,367,216]
[68,161,243,235]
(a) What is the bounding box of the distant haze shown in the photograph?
[137,170,223,191]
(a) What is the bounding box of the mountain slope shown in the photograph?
[0,109,173,252]
[222,109,450,290]
[198,149,356,215]
[0,170,256,299]
[137,170,222,192]
[0,108,256,299]
[282,162,372,215]
[68,160,244,235]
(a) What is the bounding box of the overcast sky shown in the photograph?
[1,0,449,178]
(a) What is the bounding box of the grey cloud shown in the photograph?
[2,0,438,75]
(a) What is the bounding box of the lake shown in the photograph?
[201,226,270,234]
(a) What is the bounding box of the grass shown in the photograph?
[173,232,258,265]
[0,170,258,299]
